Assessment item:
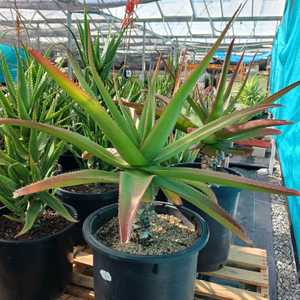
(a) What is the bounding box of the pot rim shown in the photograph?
[57,186,118,197]
[83,202,209,263]
[0,203,78,245]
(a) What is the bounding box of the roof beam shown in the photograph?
[0,0,158,11]
[0,16,282,27]
[14,29,275,40]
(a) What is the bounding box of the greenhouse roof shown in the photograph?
[0,0,285,60]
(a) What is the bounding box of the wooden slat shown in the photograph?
[202,265,268,288]
[72,272,94,289]
[260,267,269,298]
[74,252,93,267]
[228,245,267,270]
[195,280,267,300]
[65,285,95,300]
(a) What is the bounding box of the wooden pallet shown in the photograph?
[59,245,269,300]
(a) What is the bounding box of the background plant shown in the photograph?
[0,50,75,235]
[238,75,266,107]
[164,41,299,164]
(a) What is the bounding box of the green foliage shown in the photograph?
[0,50,75,235]
[238,75,266,107]
[3,7,300,245]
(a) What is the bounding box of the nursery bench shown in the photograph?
[59,244,269,300]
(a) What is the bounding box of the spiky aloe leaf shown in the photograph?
[161,188,183,205]
[0,118,127,168]
[13,169,119,198]
[28,49,147,166]
[263,80,300,104]
[17,201,42,236]
[119,171,154,243]
[221,120,292,138]
[208,39,235,121]
[138,78,156,141]
[149,166,300,196]
[86,33,139,145]
[224,128,281,143]
[154,103,279,163]
[140,6,242,160]
[40,192,77,223]
[118,100,197,132]
[223,50,245,108]
[155,176,250,243]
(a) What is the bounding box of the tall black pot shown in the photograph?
[83,202,209,300]
[163,162,241,272]
[0,204,77,300]
[57,187,118,245]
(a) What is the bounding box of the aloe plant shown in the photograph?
[155,40,300,163]
[0,50,76,235]
[1,9,299,245]
[66,10,130,170]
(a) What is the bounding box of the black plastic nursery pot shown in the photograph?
[171,162,241,273]
[58,150,81,172]
[0,204,77,300]
[83,202,209,300]
[57,187,118,245]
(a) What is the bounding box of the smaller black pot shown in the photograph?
[83,202,209,300]
[57,187,118,245]
[0,204,77,300]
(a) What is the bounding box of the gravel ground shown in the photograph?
[271,162,300,299]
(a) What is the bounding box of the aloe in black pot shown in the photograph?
[0,51,77,300]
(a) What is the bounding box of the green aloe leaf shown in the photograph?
[40,192,77,223]
[28,49,147,166]
[208,39,235,121]
[154,103,278,163]
[138,78,156,141]
[224,50,245,108]
[161,188,182,205]
[119,171,154,243]
[66,50,96,98]
[13,169,119,198]
[221,119,292,138]
[17,201,42,236]
[150,166,300,196]
[154,176,250,243]
[86,34,139,145]
[263,80,300,104]
[118,100,197,132]
[0,118,127,168]
[141,7,242,160]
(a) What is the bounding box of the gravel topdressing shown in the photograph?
[271,194,300,299]
[270,161,300,299]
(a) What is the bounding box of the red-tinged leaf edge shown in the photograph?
[234,139,272,148]
[222,120,292,137]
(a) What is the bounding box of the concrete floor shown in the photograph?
[232,168,277,299]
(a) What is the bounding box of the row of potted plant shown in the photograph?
[0,8,299,300]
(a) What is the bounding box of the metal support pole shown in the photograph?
[141,22,146,82]
[36,23,41,50]
[67,10,72,79]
